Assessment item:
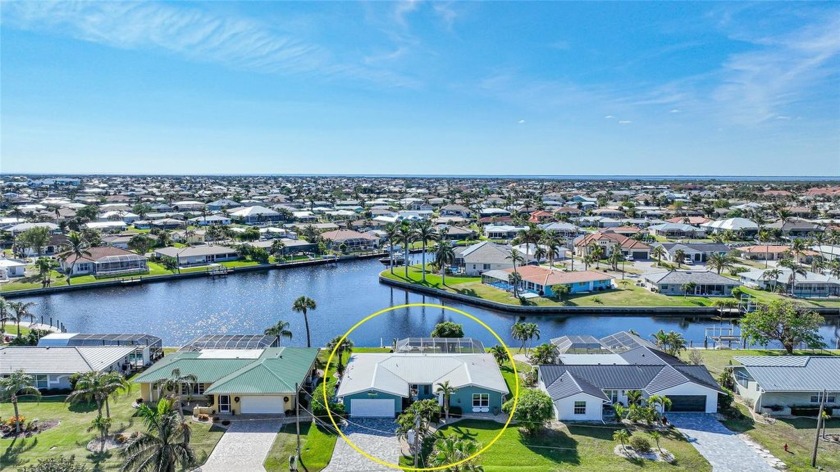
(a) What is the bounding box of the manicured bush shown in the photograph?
[630,436,652,454]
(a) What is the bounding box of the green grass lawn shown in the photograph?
[264,422,337,472]
[738,287,840,308]
[0,385,224,471]
[424,420,711,471]
[381,266,716,308]
[723,403,840,472]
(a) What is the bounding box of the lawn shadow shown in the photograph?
[68,401,100,413]
[519,427,580,465]
[454,288,478,298]
[1,436,38,467]
[722,413,756,434]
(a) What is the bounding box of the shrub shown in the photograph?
[221,420,231,426]
[6,416,25,428]
[630,436,652,454]
[524,368,538,387]
[19,456,88,472]
[731,287,744,300]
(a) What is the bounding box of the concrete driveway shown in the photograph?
[668,414,780,472]
[199,419,283,472]
[323,418,400,472]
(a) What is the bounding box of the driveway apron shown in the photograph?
[669,413,779,472]
[323,418,400,472]
[199,419,283,472]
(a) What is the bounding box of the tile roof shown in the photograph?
[502,266,613,286]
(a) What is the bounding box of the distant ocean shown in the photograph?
[7,173,839,182]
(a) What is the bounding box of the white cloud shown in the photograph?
[618,120,632,125]
[670,109,681,113]
[604,115,615,119]
[518,119,526,124]
[2,1,419,87]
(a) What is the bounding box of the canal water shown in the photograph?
[15,257,840,348]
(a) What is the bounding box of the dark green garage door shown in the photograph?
[669,395,706,412]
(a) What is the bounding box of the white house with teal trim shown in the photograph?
[336,353,509,417]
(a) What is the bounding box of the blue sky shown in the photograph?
[1,1,838,176]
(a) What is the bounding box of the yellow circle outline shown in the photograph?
[322,303,520,471]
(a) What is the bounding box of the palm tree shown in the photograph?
[414,219,438,283]
[89,414,113,453]
[590,245,605,269]
[506,247,526,277]
[160,369,198,408]
[779,258,806,295]
[761,268,783,292]
[8,301,36,337]
[608,246,624,271]
[758,229,773,268]
[651,245,665,267]
[35,257,54,286]
[507,272,523,298]
[292,296,317,348]
[511,322,528,353]
[435,381,458,421]
[674,249,686,268]
[435,237,456,286]
[63,231,91,283]
[542,233,562,269]
[516,224,543,258]
[522,322,540,353]
[326,335,354,374]
[489,345,508,366]
[396,221,416,278]
[648,430,663,453]
[429,434,483,471]
[0,296,10,332]
[626,390,643,406]
[384,223,399,275]
[121,399,195,472]
[706,252,734,275]
[613,429,630,453]
[66,371,129,419]
[264,320,293,343]
[0,370,41,434]
[529,342,559,365]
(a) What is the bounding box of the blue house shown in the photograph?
[336,353,509,418]
[481,266,614,297]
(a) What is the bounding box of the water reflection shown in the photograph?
[15,258,840,348]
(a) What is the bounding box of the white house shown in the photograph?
[155,245,240,266]
[0,346,136,391]
[732,356,840,415]
[0,259,27,279]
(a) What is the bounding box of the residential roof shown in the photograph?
[733,356,840,392]
[61,246,144,265]
[540,363,720,400]
[155,245,238,258]
[133,347,318,395]
[455,241,516,265]
[0,346,135,374]
[643,270,740,286]
[501,266,613,286]
[321,229,378,241]
[337,353,508,398]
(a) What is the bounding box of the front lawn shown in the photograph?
[723,403,840,472]
[0,386,224,471]
[426,420,710,471]
[264,422,337,472]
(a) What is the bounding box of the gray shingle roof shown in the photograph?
[644,270,740,286]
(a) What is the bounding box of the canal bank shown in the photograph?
[1,251,392,299]
[378,276,840,316]
[7,258,840,347]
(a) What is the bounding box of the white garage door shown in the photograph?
[350,398,394,417]
[240,396,285,414]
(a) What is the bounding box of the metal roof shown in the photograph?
[337,353,508,398]
[540,363,721,398]
[0,346,135,374]
[734,356,840,392]
[134,347,318,395]
[544,371,610,401]
[180,334,279,351]
[40,333,163,347]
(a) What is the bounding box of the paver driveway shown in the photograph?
[199,419,283,472]
[669,414,778,472]
[322,418,401,472]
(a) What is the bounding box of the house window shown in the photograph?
[735,370,750,388]
[34,375,48,390]
[472,393,489,408]
[483,264,490,270]
[811,393,836,403]
[574,401,586,415]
